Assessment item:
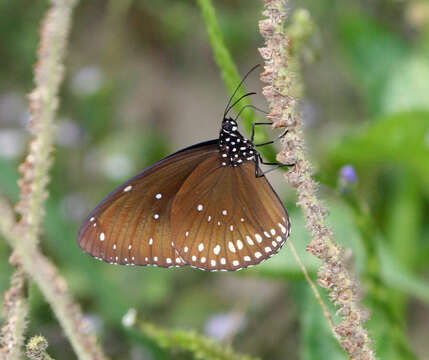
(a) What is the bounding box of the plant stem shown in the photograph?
[0,0,109,359]
[0,270,29,360]
[259,1,375,358]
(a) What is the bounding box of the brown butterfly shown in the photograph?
[78,66,292,271]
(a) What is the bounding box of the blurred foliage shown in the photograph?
[0,0,429,359]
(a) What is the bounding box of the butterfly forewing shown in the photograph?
[171,156,290,271]
[78,141,219,268]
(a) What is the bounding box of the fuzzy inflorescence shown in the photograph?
[258,1,375,359]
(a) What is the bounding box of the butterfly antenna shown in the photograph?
[225,92,256,118]
[223,64,261,118]
[234,104,268,121]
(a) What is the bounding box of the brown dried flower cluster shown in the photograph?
[258,0,375,359]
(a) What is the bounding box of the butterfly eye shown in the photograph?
[222,122,233,131]
[222,119,238,132]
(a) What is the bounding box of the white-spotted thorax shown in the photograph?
[218,117,256,167]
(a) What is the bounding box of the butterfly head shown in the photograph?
[221,117,238,133]
[219,117,256,167]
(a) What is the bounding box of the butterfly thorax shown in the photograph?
[218,117,256,167]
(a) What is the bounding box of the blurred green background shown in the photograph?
[1,0,429,359]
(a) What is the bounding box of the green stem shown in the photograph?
[197,0,277,161]
[342,190,417,359]
[137,321,259,360]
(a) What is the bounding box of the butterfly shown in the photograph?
[78,66,292,271]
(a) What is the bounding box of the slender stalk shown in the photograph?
[16,0,77,245]
[0,270,29,360]
[0,0,108,359]
[288,240,337,339]
[0,198,107,360]
[259,1,375,359]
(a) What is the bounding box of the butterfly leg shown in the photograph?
[251,122,289,147]
[251,122,273,143]
[255,129,289,147]
[255,154,294,178]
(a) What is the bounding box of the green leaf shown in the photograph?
[381,54,429,115]
[327,111,429,187]
[377,240,429,306]
[339,13,408,116]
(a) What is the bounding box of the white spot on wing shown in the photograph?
[155,193,162,199]
[99,232,105,241]
[244,256,251,262]
[90,217,95,222]
[220,258,226,265]
[232,260,239,266]
[279,223,287,234]
[184,246,189,253]
[255,234,263,243]
[197,204,203,211]
[236,240,243,250]
[270,228,276,235]
[246,236,254,246]
[213,245,221,255]
[124,185,132,192]
[255,252,262,259]
[211,260,216,266]
[228,241,236,253]
[198,243,204,252]
[153,214,159,220]
[201,257,207,263]
[222,210,227,216]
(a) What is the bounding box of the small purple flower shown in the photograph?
[340,165,358,184]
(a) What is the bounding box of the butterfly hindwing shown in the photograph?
[78,141,219,268]
[170,156,290,271]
